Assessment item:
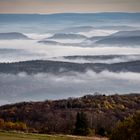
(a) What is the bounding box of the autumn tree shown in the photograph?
[110,111,140,140]
[0,118,4,129]
[14,122,27,131]
[0,119,27,132]
[4,122,15,130]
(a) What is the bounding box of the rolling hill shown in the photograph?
[0,60,140,74]
[0,32,30,40]
[95,30,140,45]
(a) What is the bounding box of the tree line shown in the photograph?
[0,94,140,139]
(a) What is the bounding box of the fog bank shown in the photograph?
[0,71,140,105]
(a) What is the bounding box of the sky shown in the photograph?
[0,0,140,14]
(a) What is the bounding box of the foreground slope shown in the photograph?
[0,94,139,135]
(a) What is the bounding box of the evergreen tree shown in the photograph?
[74,112,90,136]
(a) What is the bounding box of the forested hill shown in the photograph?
[0,60,140,74]
[0,94,139,135]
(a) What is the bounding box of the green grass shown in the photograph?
[0,131,108,140]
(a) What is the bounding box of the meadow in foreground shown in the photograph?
[0,131,107,140]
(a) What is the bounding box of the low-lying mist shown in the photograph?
[0,70,140,105]
[53,55,140,64]
[0,39,140,63]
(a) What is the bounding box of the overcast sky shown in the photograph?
[0,0,140,14]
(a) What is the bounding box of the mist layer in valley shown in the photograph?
[0,13,140,105]
[0,71,140,105]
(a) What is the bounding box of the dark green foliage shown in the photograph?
[110,111,140,140]
[97,127,106,136]
[74,112,90,136]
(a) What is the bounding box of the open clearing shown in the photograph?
[0,131,108,140]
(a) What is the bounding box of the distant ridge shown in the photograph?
[0,60,140,74]
[47,33,87,40]
[0,32,31,40]
[95,30,140,45]
[0,13,140,23]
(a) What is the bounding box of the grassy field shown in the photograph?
[0,131,108,140]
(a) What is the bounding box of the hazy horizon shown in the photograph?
[0,12,140,15]
[0,0,140,14]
